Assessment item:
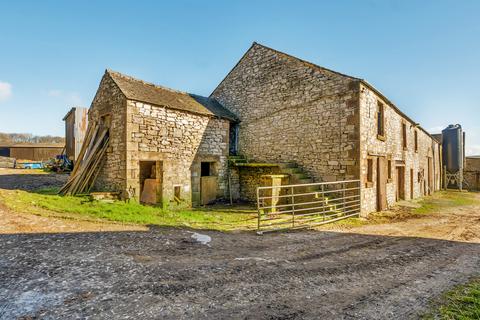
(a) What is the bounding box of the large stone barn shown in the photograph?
[87,42,441,215]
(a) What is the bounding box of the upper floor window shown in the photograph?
[402,122,407,150]
[414,130,418,152]
[377,102,385,140]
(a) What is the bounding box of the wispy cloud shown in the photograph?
[0,81,12,102]
[466,144,480,156]
[47,89,83,106]
[47,89,62,97]
[427,125,446,134]
[67,92,82,106]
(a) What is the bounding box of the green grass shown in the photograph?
[0,188,257,231]
[424,278,480,320]
[414,191,480,214]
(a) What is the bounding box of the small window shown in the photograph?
[367,158,373,184]
[414,130,418,152]
[201,162,216,177]
[402,122,407,150]
[377,102,385,139]
[201,162,211,176]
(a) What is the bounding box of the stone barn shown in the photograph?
[211,42,441,215]
[465,156,480,191]
[89,70,237,207]
[87,42,441,215]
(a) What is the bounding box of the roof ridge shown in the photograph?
[106,69,193,96]
[103,69,237,121]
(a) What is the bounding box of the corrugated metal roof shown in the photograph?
[107,70,238,121]
[0,144,64,148]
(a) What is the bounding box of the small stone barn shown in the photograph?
[88,43,441,215]
[89,70,237,207]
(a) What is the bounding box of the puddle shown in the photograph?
[190,232,211,245]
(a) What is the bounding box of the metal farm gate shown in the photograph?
[256,180,361,233]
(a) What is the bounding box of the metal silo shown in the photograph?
[442,124,464,189]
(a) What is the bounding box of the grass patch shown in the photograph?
[414,191,480,215]
[0,188,257,231]
[424,278,480,319]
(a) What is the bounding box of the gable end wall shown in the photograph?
[212,44,361,183]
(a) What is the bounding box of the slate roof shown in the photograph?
[431,134,443,144]
[107,70,238,121]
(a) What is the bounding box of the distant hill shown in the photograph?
[0,132,65,145]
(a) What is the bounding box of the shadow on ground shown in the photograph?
[0,173,67,191]
[1,228,479,319]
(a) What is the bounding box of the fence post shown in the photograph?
[291,186,295,227]
[342,181,346,214]
[321,184,325,221]
[256,187,261,232]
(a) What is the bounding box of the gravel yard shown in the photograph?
[1,228,480,319]
[1,170,480,319]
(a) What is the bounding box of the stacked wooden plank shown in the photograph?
[0,156,16,168]
[59,122,109,195]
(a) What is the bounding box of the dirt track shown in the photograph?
[330,194,480,244]
[1,227,479,319]
[1,170,480,319]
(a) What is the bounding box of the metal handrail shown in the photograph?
[257,179,361,190]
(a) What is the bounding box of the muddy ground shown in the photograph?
[1,170,480,319]
[0,168,68,191]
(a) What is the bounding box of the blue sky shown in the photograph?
[0,0,479,154]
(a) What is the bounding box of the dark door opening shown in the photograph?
[410,168,414,199]
[396,166,405,201]
[229,123,239,155]
[139,160,162,204]
[427,157,433,195]
[376,157,387,211]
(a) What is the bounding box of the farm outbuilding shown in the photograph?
[0,144,64,161]
[465,156,480,191]
[63,107,88,162]
[72,42,442,218]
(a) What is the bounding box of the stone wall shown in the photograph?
[236,166,285,202]
[212,43,360,184]
[125,100,230,206]
[89,73,127,192]
[359,84,442,214]
[465,157,480,191]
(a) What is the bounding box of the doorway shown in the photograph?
[200,161,218,205]
[410,168,414,199]
[376,157,387,211]
[396,166,405,201]
[427,157,433,195]
[229,123,239,155]
[139,161,162,204]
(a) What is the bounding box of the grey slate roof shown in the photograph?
[107,70,238,121]
[431,133,443,144]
